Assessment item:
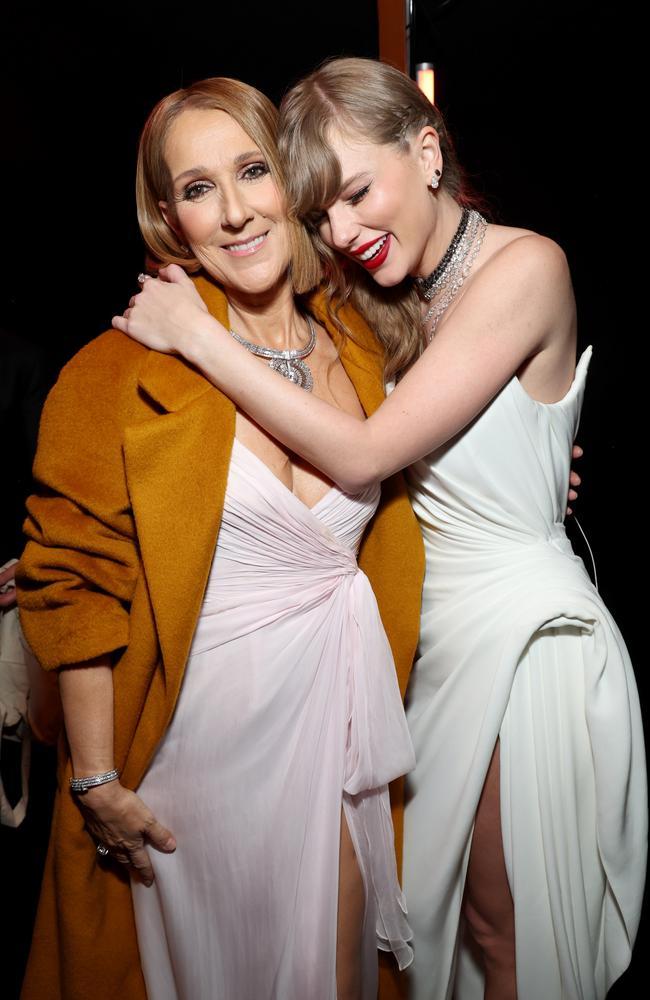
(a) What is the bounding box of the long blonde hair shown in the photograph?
[137,77,322,296]
[278,57,480,378]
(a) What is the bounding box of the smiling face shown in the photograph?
[160,108,292,298]
[316,128,441,286]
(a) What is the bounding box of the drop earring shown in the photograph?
[430,168,442,191]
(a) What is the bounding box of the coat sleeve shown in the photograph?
[16,333,144,670]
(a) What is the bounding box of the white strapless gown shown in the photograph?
[131,439,414,999]
[403,348,647,999]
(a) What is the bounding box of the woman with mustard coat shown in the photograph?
[16,78,423,1000]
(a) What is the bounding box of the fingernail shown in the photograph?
[164,837,176,851]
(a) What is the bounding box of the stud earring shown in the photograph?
[430,168,442,191]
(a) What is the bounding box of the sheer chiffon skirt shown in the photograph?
[131,440,414,999]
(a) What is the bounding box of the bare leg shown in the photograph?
[463,741,517,1000]
[336,808,365,1000]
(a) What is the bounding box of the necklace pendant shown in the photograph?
[268,357,314,392]
[229,315,317,393]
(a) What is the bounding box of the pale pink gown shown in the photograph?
[131,438,414,999]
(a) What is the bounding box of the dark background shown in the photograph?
[1,0,642,995]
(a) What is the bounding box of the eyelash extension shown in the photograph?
[348,183,371,206]
[308,184,370,230]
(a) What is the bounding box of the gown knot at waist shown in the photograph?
[343,571,416,794]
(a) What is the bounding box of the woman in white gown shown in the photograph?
[115,59,647,1000]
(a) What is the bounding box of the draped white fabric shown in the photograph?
[403,348,647,999]
[131,439,414,1000]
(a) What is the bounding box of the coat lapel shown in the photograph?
[122,281,235,694]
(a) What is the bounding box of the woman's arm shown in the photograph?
[115,235,573,494]
[58,658,175,885]
[16,336,175,883]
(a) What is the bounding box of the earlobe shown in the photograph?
[417,126,443,186]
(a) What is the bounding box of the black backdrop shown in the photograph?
[1,0,643,993]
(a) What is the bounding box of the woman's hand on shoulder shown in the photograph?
[112,264,213,357]
[78,780,176,886]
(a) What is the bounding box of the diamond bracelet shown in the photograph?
[69,768,119,794]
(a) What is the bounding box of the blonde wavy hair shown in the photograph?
[278,57,481,379]
[136,77,322,296]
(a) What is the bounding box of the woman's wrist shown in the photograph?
[70,757,117,779]
[185,314,231,374]
[79,777,125,808]
[68,747,116,781]
[69,768,119,794]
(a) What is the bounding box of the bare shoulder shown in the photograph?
[438,225,574,357]
[482,226,570,286]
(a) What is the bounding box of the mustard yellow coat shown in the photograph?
[17,277,423,1000]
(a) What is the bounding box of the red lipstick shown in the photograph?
[352,236,384,257]
[356,234,391,271]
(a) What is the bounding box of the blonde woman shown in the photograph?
[114,59,647,1000]
[17,77,423,1000]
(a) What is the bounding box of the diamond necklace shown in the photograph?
[229,316,317,392]
[418,209,487,342]
[415,207,471,301]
